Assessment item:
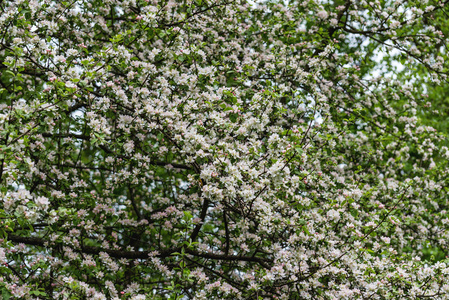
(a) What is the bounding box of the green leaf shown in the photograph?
[183,211,193,220]
[5,70,15,77]
[1,287,11,300]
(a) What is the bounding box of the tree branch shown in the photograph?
[7,234,272,267]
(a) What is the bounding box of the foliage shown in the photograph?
[1,0,449,299]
